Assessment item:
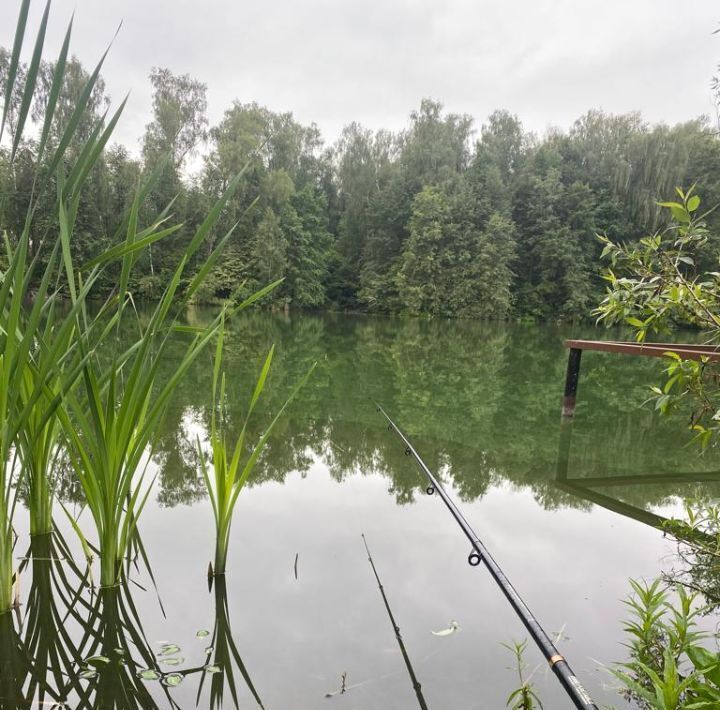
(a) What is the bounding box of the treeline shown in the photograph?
[2,51,720,320]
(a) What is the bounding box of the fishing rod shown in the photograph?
[376,404,598,710]
[362,533,429,710]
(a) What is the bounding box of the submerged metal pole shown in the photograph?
[377,404,598,710]
[562,347,583,417]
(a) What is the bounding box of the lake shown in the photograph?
[5,312,719,709]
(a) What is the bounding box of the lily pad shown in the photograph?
[161,657,184,666]
[159,643,181,656]
[79,669,98,680]
[137,669,160,681]
[204,664,221,674]
[162,673,183,687]
[85,655,110,665]
[204,646,214,655]
[196,629,210,638]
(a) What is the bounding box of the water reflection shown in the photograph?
[361,534,429,710]
[555,412,720,624]
[0,533,88,708]
[555,411,720,533]
[143,311,720,513]
[9,313,720,708]
[0,529,265,709]
[198,577,264,709]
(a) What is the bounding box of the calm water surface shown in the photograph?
[5,312,720,709]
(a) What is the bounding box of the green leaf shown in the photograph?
[11,0,51,162]
[85,655,110,665]
[0,0,30,142]
[160,657,184,666]
[36,16,73,164]
[687,645,720,688]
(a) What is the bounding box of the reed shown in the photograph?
[201,317,315,576]
[0,0,141,609]
[59,164,278,588]
[61,271,218,586]
[2,0,281,603]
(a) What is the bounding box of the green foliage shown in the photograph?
[662,502,720,614]
[0,0,295,595]
[595,188,720,447]
[0,0,129,610]
[612,578,720,709]
[61,294,224,587]
[3,30,720,321]
[142,67,208,169]
[397,181,516,317]
[200,316,315,575]
[502,639,543,709]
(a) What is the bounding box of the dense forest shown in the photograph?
[2,49,720,320]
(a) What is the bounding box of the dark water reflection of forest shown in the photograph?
[151,310,720,512]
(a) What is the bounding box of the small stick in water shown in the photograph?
[294,553,299,580]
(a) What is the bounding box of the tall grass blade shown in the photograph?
[35,15,72,165]
[11,0,50,162]
[0,0,30,142]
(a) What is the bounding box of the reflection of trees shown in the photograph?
[141,311,720,512]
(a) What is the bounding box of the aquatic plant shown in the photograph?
[0,0,107,610]
[0,0,270,600]
[612,578,720,708]
[11,530,188,707]
[502,639,543,710]
[71,582,185,709]
[60,215,253,587]
[58,155,281,589]
[200,317,315,576]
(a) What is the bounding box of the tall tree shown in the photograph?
[142,67,208,170]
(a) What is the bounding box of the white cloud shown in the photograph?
[1,0,717,156]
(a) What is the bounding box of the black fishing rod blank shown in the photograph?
[377,404,598,710]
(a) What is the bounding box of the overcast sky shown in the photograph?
[1,0,719,157]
